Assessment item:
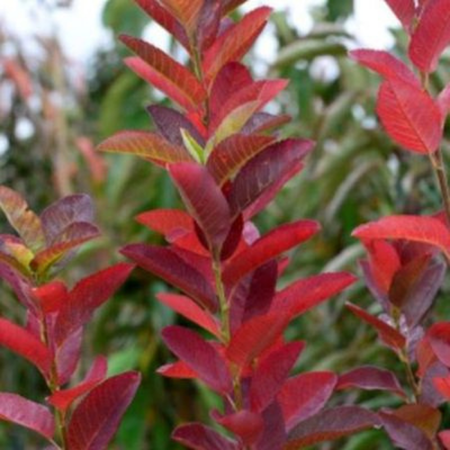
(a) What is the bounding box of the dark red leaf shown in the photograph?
[254,401,286,450]
[428,322,450,366]
[272,272,356,319]
[353,215,450,258]
[203,7,272,83]
[376,79,442,153]
[156,293,220,337]
[419,361,449,406]
[250,342,304,413]
[97,130,192,164]
[0,393,54,439]
[346,302,406,350]
[409,0,450,73]
[55,328,83,386]
[228,138,314,218]
[226,312,289,369]
[172,423,240,450]
[157,360,197,379]
[67,372,141,450]
[336,366,405,397]
[169,163,231,250]
[222,220,319,287]
[121,244,217,311]
[0,317,51,376]
[147,105,205,147]
[121,35,206,110]
[54,263,134,345]
[241,112,291,135]
[162,326,232,393]
[278,371,337,431]
[214,410,263,446]
[48,356,108,412]
[136,209,193,241]
[286,406,380,449]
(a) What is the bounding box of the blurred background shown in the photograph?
[1,0,449,448]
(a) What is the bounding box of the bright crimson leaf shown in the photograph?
[121,35,206,111]
[48,356,108,412]
[384,0,416,31]
[278,371,337,432]
[346,303,406,350]
[121,244,217,310]
[376,79,442,154]
[285,406,380,449]
[440,430,450,449]
[156,293,220,337]
[169,163,231,250]
[32,280,69,314]
[97,130,192,165]
[214,410,263,446]
[157,360,197,379]
[271,272,356,319]
[353,215,450,258]
[67,372,141,450]
[162,326,232,394]
[0,317,51,376]
[136,209,193,241]
[409,0,450,73]
[0,393,55,440]
[222,220,319,287]
[428,322,450,367]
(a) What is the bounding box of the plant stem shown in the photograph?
[429,149,450,224]
[399,348,420,403]
[212,258,230,342]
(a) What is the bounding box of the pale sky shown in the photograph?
[0,0,399,64]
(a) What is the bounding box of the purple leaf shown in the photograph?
[0,393,55,439]
[213,410,264,446]
[254,401,286,450]
[172,423,240,450]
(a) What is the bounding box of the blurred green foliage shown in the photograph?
[1,0,450,448]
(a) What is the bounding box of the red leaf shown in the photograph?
[250,342,305,413]
[223,220,319,287]
[136,209,193,241]
[121,244,217,310]
[206,134,275,186]
[434,375,450,399]
[271,272,356,319]
[48,356,108,412]
[162,326,232,393]
[349,49,419,85]
[214,410,263,446]
[0,317,51,376]
[120,35,206,110]
[438,82,450,117]
[285,406,380,449]
[336,366,405,397]
[159,0,204,35]
[384,0,416,31]
[173,423,240,450]
[32,280,69,314]
[440,430,450,449]
[353,215,450,258]
[135,0,189,49]
[409,0,450,73]
[278,372,337,431]
[0,393,55,439]
[428,322,450,366]
[203,7,272,83]
[54,263,134,345]
[169,163,231,250]
[226,312,289,369]
[55,328,83,386]
[97,130,192,164]
[346,302,406,350]
[228,138,314,218]
[156,293,220,337]
[157,360,197,379]
[376,79,442,153]
[67,372,141,450]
